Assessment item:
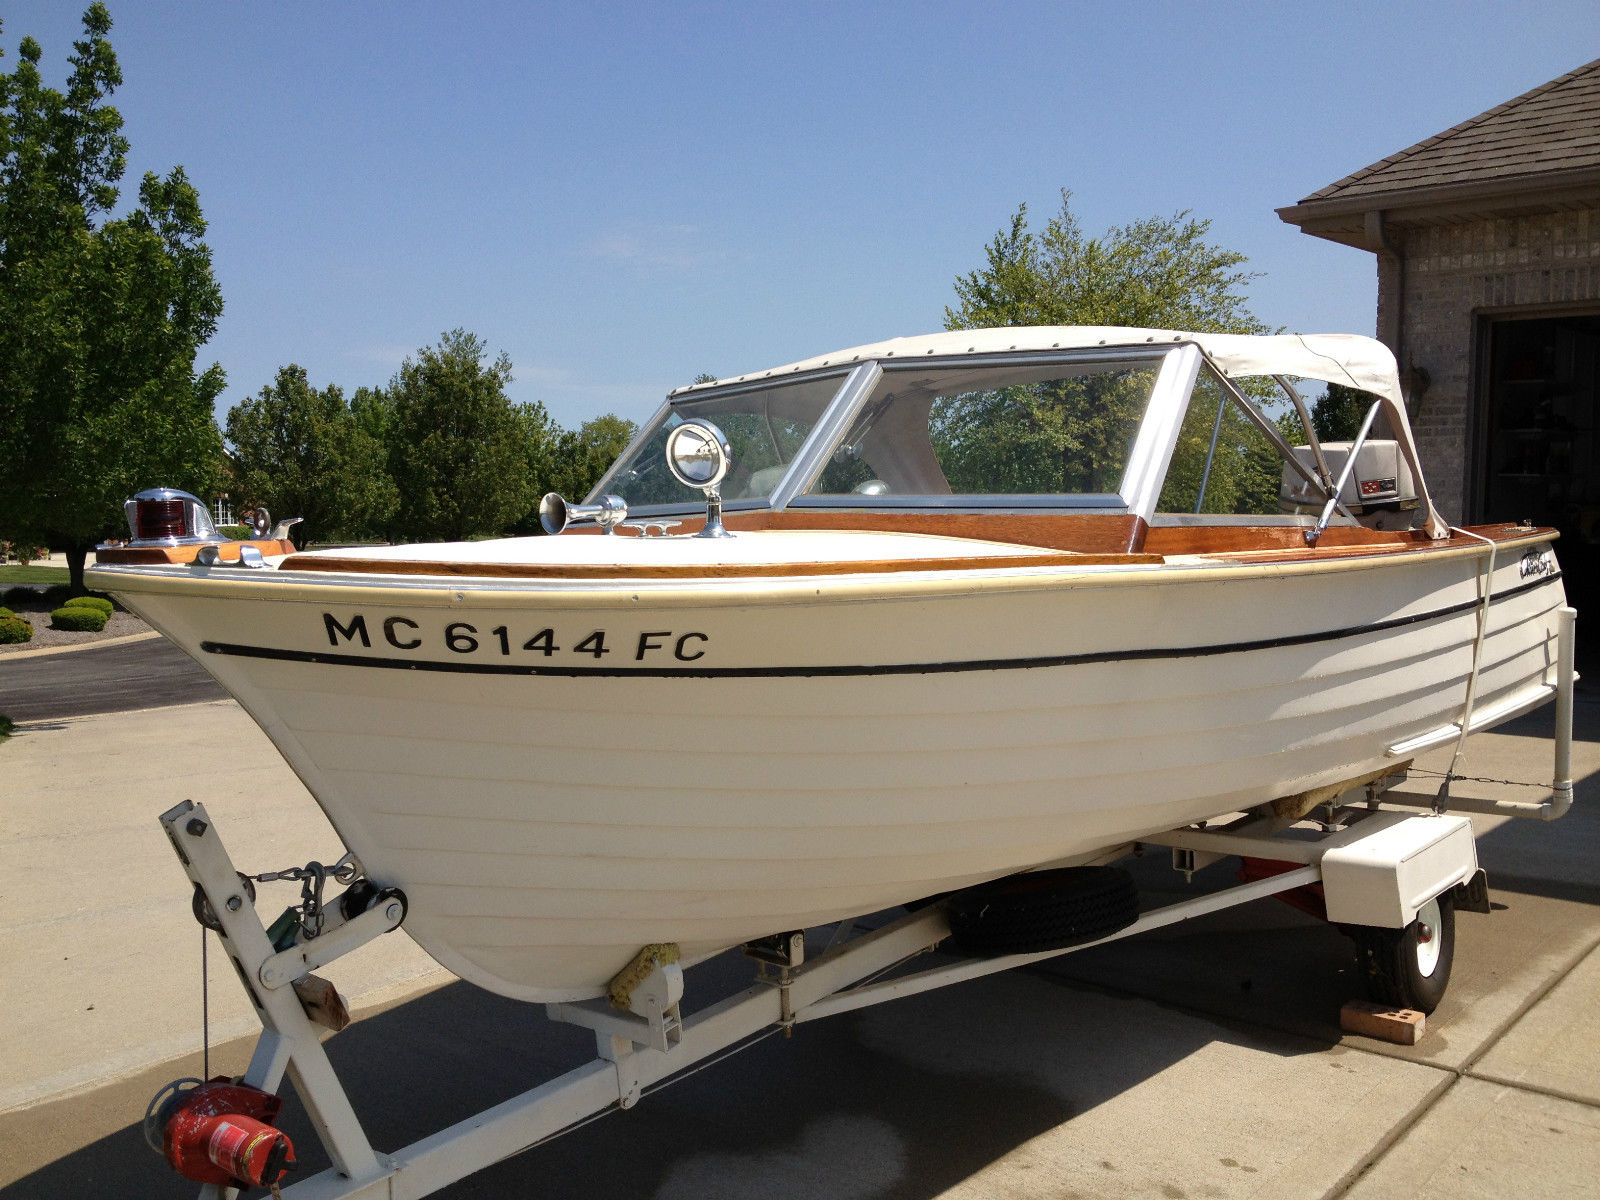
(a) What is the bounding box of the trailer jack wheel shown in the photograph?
[1352,893,1455,1014]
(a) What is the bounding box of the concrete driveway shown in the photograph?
[1,699,1596,1199]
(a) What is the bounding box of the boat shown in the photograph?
[88,326,1571,1005]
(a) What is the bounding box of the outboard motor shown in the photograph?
[1281,441,1420,530]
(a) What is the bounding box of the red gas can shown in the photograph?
[153,1077,296,1188]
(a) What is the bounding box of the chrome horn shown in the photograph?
[539,492,628,535]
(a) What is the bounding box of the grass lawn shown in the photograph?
[0,564,69,584]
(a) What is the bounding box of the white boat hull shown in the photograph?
[93,542,1567,1001]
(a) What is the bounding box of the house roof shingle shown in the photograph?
[1300,57,1600,206]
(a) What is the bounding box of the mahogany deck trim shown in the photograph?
[279,550,1164,580]
[96,539,296,565]
[270,517,1554,582]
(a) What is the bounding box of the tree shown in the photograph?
[349,384,394,448]
[386,330,548,542]
[942,191,1281,508]
[224,366,397,548]
[946,191,1270,335]
[0,5,227,591]
[1311,382,1372,443]
[546,414,638,501]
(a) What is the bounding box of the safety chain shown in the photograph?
[248,852,361,940]
[1406,767,1549,791]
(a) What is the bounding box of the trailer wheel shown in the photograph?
[947,866,1139,956]
[1352,893,1455,1014]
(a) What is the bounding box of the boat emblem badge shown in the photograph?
[1518,548,1557,579]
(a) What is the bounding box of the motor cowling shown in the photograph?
[147,1077,295,1189]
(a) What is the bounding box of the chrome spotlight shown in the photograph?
[664,419,733,539]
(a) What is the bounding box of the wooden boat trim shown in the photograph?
[91,526,1560,610]
[96,539,296,565]
[279,549,1165,580]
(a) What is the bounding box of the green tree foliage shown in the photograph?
[546,414,638,501]
[0,6,227,590]
[224,366,397,547]
[1157,373,1292,515]
[945,190,1289,510]
[1311,382,1371,443]
[931,367,1160,496]
[509,412,637,534]
[947,191,1271,335]
[349,385,394,448]
[386,330,549,542]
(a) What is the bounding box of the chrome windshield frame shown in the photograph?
[583,365,865,514]
[586,341,1344,521]
[784,345,1185,513]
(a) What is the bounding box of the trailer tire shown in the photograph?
[947,866,1139,957]
[1352,892,1455,1014]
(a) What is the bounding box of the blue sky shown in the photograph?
[7,2,1598,430]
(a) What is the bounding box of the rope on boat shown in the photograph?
[1438,527,1500,809]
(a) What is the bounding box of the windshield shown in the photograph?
[801,354,1166,500]
[591,373,849,508]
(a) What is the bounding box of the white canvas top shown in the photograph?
[675,327,1406,405]
[673,327,1447,537]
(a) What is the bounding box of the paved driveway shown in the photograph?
[0,638,225,721]
[1,703,1596,1198]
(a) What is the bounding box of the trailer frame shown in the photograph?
[158,769,1537,1200]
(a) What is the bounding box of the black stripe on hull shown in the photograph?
[196,573,1566,681]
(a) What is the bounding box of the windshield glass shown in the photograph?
[591,373,849,507]
[803,354,1166,499]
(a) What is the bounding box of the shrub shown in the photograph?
[2,586,41,607]
[0,607,13,620]
[39,584,75,608]
[50,606,108,632]
[219,525,253,540]
[0,616,34,644]
[61,595,114,616]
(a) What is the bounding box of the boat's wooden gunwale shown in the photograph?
[88,526,1560,613]
[272,519,1554,583]
[279,550,1164,580]
[96,538,295,565]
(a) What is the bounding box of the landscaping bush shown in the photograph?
[0,616,34,644]
[0,607,13,619]
[2,585,41,607]
[61,595,114,616]
[50,606,108,632]
[219,525,253,540]
[39,584,75,608]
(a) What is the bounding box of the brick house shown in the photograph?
[1279,58,1600,611]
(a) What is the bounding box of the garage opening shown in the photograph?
[1478,312,1600,667]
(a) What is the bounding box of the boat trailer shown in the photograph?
[146,780,1554,1198]
[147,608,1577,1197]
